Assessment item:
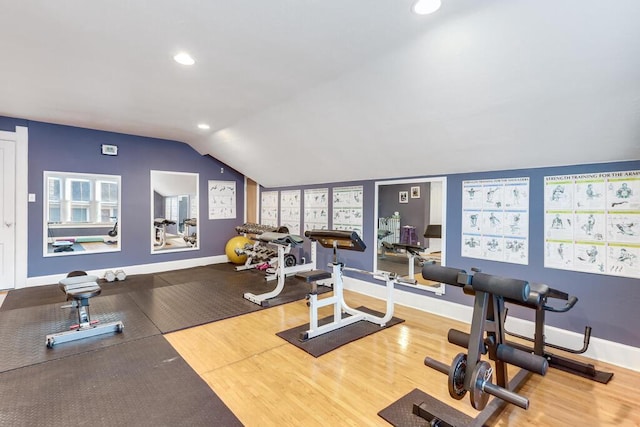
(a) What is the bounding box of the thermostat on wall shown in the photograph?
[101,144,118,156]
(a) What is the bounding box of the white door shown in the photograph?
[0,136,16,290]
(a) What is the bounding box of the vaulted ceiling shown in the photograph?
[1,1,639,187]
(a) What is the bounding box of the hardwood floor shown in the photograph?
[165,290,640,426]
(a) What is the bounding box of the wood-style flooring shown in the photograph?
[166,290,640,426]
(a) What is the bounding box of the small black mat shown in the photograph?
[378,388,473,427]
[0,293,160,373]
[276,306,404,357]
[0,335,242,426]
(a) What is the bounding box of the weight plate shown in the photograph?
[284,254,297,267]
[469,360,492,410]
[448,353,467,400]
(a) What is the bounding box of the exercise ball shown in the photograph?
[225,235,252,264]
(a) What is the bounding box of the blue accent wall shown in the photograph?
[266,160,640,348]
[2,117,245,277]
[4,115,639,349]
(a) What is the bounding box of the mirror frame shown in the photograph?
[150,170,200,254]
[43,170,121,257]
[374,176,446,295]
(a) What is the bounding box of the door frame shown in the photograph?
[0,126,28,289]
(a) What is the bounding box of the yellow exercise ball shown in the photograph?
[225,235,252,264]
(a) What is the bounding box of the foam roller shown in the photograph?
[472,272,530,302]
[421,264,466,287]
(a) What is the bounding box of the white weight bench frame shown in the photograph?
[299,229,399,341]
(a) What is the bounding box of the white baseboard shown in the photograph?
[343,276,640,372]
[24,255,229,288]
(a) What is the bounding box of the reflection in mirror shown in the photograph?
[374,177,446,294]
[150,170,199,253]
[43,171,121,257]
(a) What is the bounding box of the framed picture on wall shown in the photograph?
[411,186,420,199]
[399,191,409,203]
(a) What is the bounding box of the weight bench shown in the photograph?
[45,274,124,348]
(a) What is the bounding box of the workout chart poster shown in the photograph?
[332,185,364,237]
[280,190,301,235]
[261,191,279,227]
[544,170,640,279]
[304,188,329,232]
[461,177,530,264]
[208,180,236,219]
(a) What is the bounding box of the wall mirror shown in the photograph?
[43,171,121,257]
[150,170,199,254]
[374,177,446,295]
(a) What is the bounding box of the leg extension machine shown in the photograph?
[415,264,550,425]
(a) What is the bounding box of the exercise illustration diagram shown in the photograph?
[461,177,530,264]
[544,170,640,278]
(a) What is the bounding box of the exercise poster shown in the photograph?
[461,177,530,264]
[260,191,279,227]
[208,180,236,219]
[304,188,329,232]
[332,185,364,238]
[544,170,640,279]
[280,190,301,235]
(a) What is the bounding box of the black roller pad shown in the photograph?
[0,335,242,426]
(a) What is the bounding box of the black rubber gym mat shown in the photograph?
[0,335,243,427]
[0,273,173,311]
[241,275,332,308]
[276,307,404,357]
[0,283,64,311]
[0,293,160,373]
[129,268,331,333]
[128,280,264,333]
[158,264,237,285]
[378,388,473,427]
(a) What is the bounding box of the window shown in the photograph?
[101,181,118,203]
[45,173,120,225]
[70,179,91,202]
[47,177,61,223]
[100,181,119,222]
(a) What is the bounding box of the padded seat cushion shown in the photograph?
[59,275,102,300]
[296,270,332,283]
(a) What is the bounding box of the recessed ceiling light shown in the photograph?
[413,0,441,15]
[197,123,210,130]
[174,52,195,66]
